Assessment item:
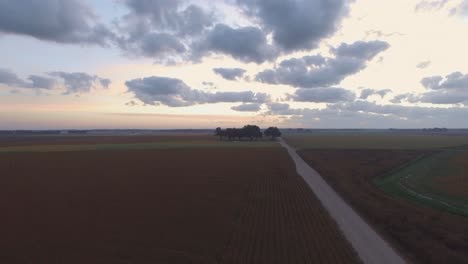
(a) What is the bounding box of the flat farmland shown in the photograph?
[0,137,359,263]
[285,133,468,149]
[377,149,468,216]
[286,133,468,263]
[0,135,278,152]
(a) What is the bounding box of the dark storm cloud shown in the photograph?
[213,68,246,80]
[48,72,111,94]
[0,0,115,45]
[289,87,356,103]
[359,88,392,99]
[255,40,389,88]
[416,61,431,69]
[194,24,278,63]
[231,103,262,112]
[125,76,269,107]
[237,0,351,51]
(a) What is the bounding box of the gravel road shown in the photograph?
[280,139,405,264]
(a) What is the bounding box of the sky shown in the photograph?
[1,0,468,129]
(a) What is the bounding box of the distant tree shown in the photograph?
[215,127,224,140]
[242,125,262,141]
[264,127,281,140]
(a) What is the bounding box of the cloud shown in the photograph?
[359,88,392,99]
[289,87,356,103]
[267,102,303,115]
[27,75,57,89]
[237,0,351,52]
[0,69,56,89]
[125,76,269,107]
[331,41,390,60]
[415,0,449,11]
[415,0,468,16]
[116,0,351,64]
[365,30,404,38]
[0,0,114,45]
[270,100,468,128]
[48,72,111,94]
[122,0,213,37]
[416,61,431,69]
[213,68,246,80]
[194,24,278,63]
[122,32,187,58]
[116,0,353,64]
[116,0,213,62]
[418,72,468,104]
[231,103,262,112]
[0,68,110,94]
[255,40,389,88]
[450,0,468,15]
[0,68,30,87]
[422,72,468,90]
[391,72,468,105]
[125,100,139,107]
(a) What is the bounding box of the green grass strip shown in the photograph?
[375,150,468,217]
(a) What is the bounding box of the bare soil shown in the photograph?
[0,135,216,147]
[299,149,468,264]
[0,146,358,263]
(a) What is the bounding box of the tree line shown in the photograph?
[215,125,281,141]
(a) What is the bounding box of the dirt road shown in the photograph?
[280,139,405,264]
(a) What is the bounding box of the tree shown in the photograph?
[215,127,224,140]
[264,127,281,140]
[242,125,262,141]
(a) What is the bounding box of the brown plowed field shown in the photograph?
[434,150,468,197]
[0,146,359,263]
[0,135,215,147]
[299,149,468,264]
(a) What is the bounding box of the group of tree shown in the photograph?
[215,125,281,141]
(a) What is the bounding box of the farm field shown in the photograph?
[376,149,468,216]
[0,136,358,263]
[0,135,278,152]
[285,133,468,263]
[285,132,468,149]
